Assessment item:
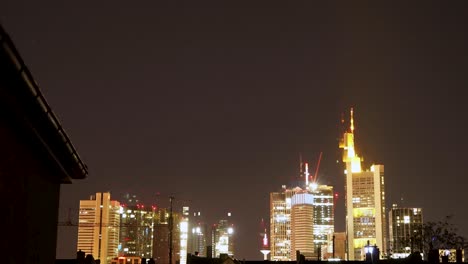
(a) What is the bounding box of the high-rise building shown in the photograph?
[152,208,181,264]
[339,108,387,260]
[388,204,423,258]
[153,208,169,264]
[212,216,235,257]
[270,181,335,260]
[270,186,300,261]
[190,211,207,257]
[77,192,121,264]
[290,190,314,260]
[180,207,189,264]
[118,204,155,258]
[310,184,334,256]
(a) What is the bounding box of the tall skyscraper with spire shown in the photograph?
[339,108,387,260]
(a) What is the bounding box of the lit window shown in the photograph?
[404,216,410,224]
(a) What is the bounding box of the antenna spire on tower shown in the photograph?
[350,107,355,133]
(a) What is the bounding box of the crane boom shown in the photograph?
[313,152,323,183]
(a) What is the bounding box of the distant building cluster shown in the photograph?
[269,183,336,260]
[267,108,425,261]
[77,193,235,264]
[74,109,430,263]
[3,20,462,264]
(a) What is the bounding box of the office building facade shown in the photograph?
[388,204,423,257]
[270,186,301,261]
[290,191,315,260]
[152,208,181,264]
[311,184,334,256]
[77,192,121,264]
[212,218,235,257]
[180,207,189,264]
[119,205,155,258]
[339,108,387,260]
[190,211,207,257]
[270,182,335,260]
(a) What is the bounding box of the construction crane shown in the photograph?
[312,151,323,183]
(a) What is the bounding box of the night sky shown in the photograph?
[2,2,468,260]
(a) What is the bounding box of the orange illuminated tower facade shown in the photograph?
[339,108,387,260]
[77,192,120,264]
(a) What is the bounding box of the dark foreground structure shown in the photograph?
[0,25,88,264]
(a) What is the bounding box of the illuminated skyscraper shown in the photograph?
[290,190,314,260]
[212,216,235,257]
[271,182,335,260]
[152,208,170,264]
[388,204,423,258]
[77,192,121,264]
[152,208,181,264]
[118,204,155,258]
[339,108,387,260]
[270,186,300,261]
[310,184,334,255]
[180,207,189,264]
[190,211,207,257]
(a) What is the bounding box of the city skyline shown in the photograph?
[75,191,238,263]
[2,2,468,261]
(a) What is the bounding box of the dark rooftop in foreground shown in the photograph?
[1,23,88,264]
[0,24,88,182]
